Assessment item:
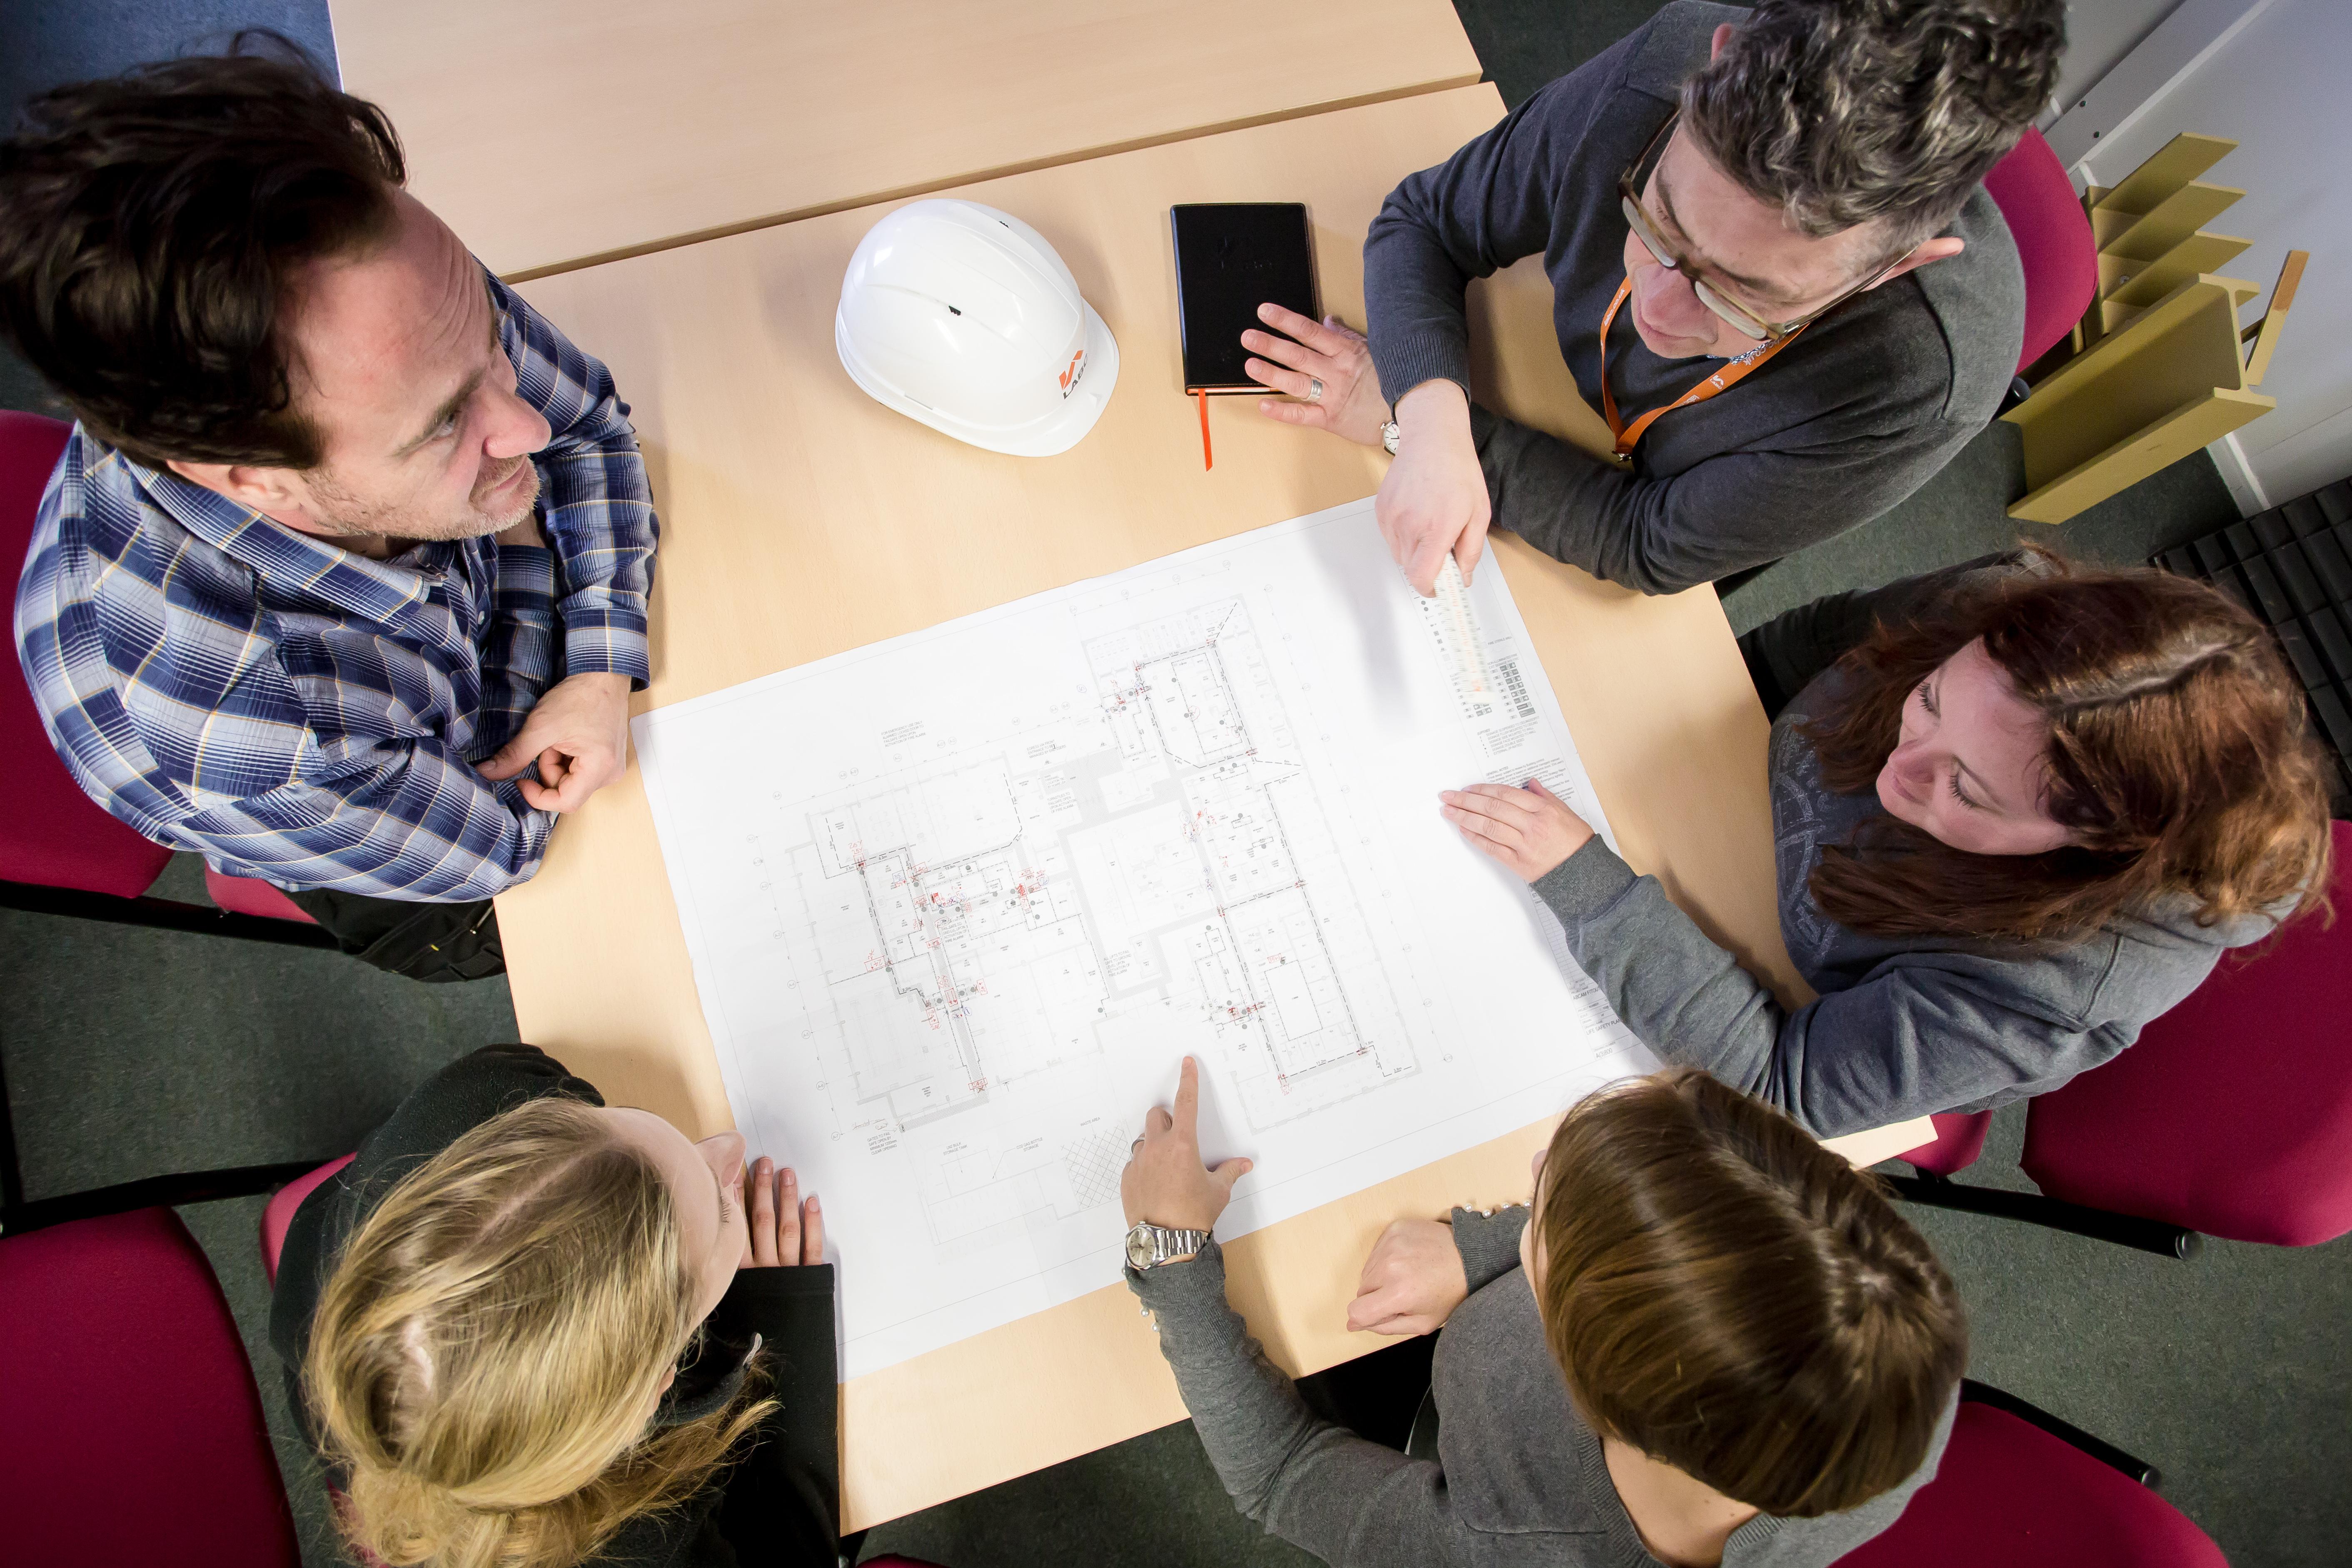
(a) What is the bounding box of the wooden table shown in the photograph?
[327,0,1482,279]
[503,83,1926,1529]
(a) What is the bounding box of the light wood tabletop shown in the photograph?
[327,0,1482,280]
[501,83,1925,1528]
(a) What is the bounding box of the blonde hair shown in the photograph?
[304,1097,770,1568]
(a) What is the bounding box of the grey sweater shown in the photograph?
[1362,2,2023,593]
[1126,1210,1951,1567]
[1532,562,2279,1138]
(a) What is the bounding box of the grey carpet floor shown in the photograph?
[5,2,2345,1565]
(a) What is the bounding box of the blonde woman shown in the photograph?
[267,1045,836,1568]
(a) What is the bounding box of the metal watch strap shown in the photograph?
[1129,1221,1211,1269]
[1157,1226,1210,1264]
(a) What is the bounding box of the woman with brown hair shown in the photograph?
[267,1045,837,1568]
[1442,550,2336,1136]
[1118,1058,1968,1566]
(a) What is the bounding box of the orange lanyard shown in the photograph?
[1598,276,1807,460]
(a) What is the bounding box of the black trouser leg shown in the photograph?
[282,888,506,982]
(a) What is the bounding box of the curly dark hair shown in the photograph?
[1803,550,2336,944]
[1682,0,2067,257]
[0,43,406,470]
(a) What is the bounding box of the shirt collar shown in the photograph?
[124,455,453,621]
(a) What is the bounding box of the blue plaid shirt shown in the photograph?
[13,272,658,902]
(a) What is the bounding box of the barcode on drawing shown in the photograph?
[1494,658,1536,719]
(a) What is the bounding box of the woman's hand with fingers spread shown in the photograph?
[1442,779,1596,882]
[742,1156,826,1268]
[1244,305,1387,449]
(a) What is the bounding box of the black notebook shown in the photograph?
[1171,203,1319,394]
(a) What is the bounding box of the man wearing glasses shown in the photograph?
[1242,0,2064,596]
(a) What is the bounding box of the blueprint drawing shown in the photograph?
[635,499,1658,1378]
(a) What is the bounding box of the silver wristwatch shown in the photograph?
[1380,419,1401,455]
[1125,1220,1211,1271]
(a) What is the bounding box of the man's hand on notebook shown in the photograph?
[1243,303,1385,448]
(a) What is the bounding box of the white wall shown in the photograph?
[2041,0,2185,131]
[2066,0,2351,507]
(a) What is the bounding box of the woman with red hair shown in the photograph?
[1444,550,2336,1135]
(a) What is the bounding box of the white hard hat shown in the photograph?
[835,198,1120,457]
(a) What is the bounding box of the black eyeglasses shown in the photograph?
[1616,111,1908,344]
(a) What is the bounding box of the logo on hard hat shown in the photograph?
[1058,347,1087,399]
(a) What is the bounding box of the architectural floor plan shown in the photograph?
[636,500,1657,1377]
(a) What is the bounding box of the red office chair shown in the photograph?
[1889,821,2352,1258]
[2021,821,2352,1249]
[1835,1383,2224,1568]
[260,1153,358,1284]
[0,1207,303,1568]
[1894,1110,1994,1178]
[1981,126,2097,377]
[1,409,329,946]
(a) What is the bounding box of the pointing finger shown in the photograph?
[1175,1056,1200,1140]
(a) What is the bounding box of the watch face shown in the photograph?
[1125,1224,1157,1270]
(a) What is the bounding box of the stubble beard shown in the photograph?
[306,456,542,544]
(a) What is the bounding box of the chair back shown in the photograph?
[0,1206,302,1568]
[2,410,174,897]
[208,866,321,925]
[1897,1109,1993,1177]
[1982,127,2098,373]
[2022,822,2352,1246]
[1834,1401,2224,1568]
[262,1152,357,1285]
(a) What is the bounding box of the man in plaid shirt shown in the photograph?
[2,52,656,978]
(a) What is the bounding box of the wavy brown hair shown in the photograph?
[1536,1069,1966,1516]
[304,1098,770,1568]
[1802,551,2335,943]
